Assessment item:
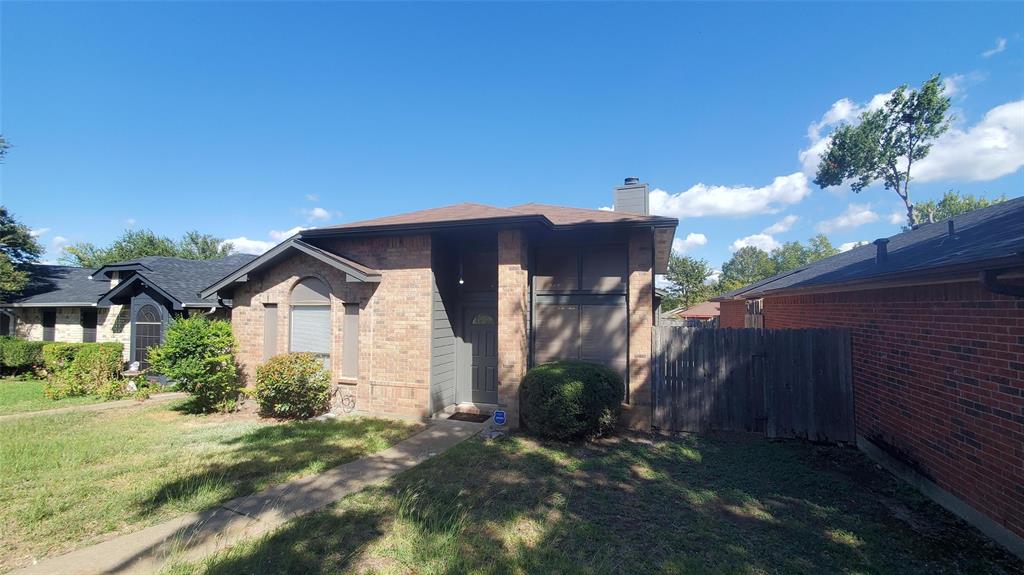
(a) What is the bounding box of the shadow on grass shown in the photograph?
[168,432,1024,575]
[138,417,414,518]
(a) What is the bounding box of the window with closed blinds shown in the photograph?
[290,277,332,371]
[290,306,331,370]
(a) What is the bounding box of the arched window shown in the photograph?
[290,278,331,370]
[134,304,162,368]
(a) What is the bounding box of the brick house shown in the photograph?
[713,197,1024,555]
[0,254,256,364]
[201,179,677,429]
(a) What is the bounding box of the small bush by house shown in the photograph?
[255,353,331,419]
[42,342,124,400]
[520,360,624,440]
[148,315,240,412]
[0,337,45,374]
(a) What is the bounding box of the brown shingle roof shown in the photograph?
[325,203,524,230]
[314,202,675,233]
[506,203,672,225]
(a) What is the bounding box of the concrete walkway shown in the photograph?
[0,392,188,423]
[13,418,485,575]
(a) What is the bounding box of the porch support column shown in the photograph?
[497,228,528,429]
[625,228,654,430]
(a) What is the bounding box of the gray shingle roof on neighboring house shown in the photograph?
[102,254,258,306]
[2,254,258,308]
[715,195,1024,300]
[1,266,109,306]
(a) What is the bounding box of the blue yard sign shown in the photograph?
[493,410,506,426]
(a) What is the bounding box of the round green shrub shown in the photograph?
[255,353,331,419]
[148,316,239,412]
[519,360,624,440]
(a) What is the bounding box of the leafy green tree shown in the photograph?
[0,206,43,296]
[178,230,232,260]
[60,229,233,267]
[815,74,951,227]
[912,190,1007,224]
[663,254,715,310]
[718,246,774,293]
[770,234,839,275]
[807,234,839,260]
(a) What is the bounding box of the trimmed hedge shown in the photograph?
[42,342,124,399]
[255,353,331,419]
[0,336,46,372]
[519,360,624,440]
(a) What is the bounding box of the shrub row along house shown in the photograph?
[714,196,1024,556]
[2,179,677,430]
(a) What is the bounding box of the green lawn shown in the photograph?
[166,433,1023,575]
[0,378,106,416]
[0,401,422,572]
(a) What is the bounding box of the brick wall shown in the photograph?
[762,281,1024,540]
[497,229,528,429]
[231,235,434,419]
[719,300,746,328]
[624,229,654,429]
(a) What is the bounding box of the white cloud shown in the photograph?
[222,237,275,255]
[223,226,309,255]
[672,233,708,255]
[304,207,331,222]
[727,214,799,253]
[30,227,50,237]
[763,214,798,235]
[730,233,781,253]
[649,172,810,219]
[817,203,879,233]
[305,194,319,202]
[839,240,868,252]
[914,100,1024,182]
[124,218,136,227]
[942,74,965,98]
[269,226,307,241]
[887,211,905,225]
[598,205,613,212]
[52,236,68,249]
[982,37,1007,58]
[708,269,722,283]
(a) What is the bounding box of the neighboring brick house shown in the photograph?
[662,301,719,327]
[1,254,255,364]
[714,197,1024,556]
[202,179,677,428]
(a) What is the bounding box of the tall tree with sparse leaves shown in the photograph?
[663,254,715,311]
[815,74,951,228]
[0,206,43,297]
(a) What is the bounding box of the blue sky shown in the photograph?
[2,2,1022,274]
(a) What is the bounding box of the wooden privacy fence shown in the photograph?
[652,327,855,443]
